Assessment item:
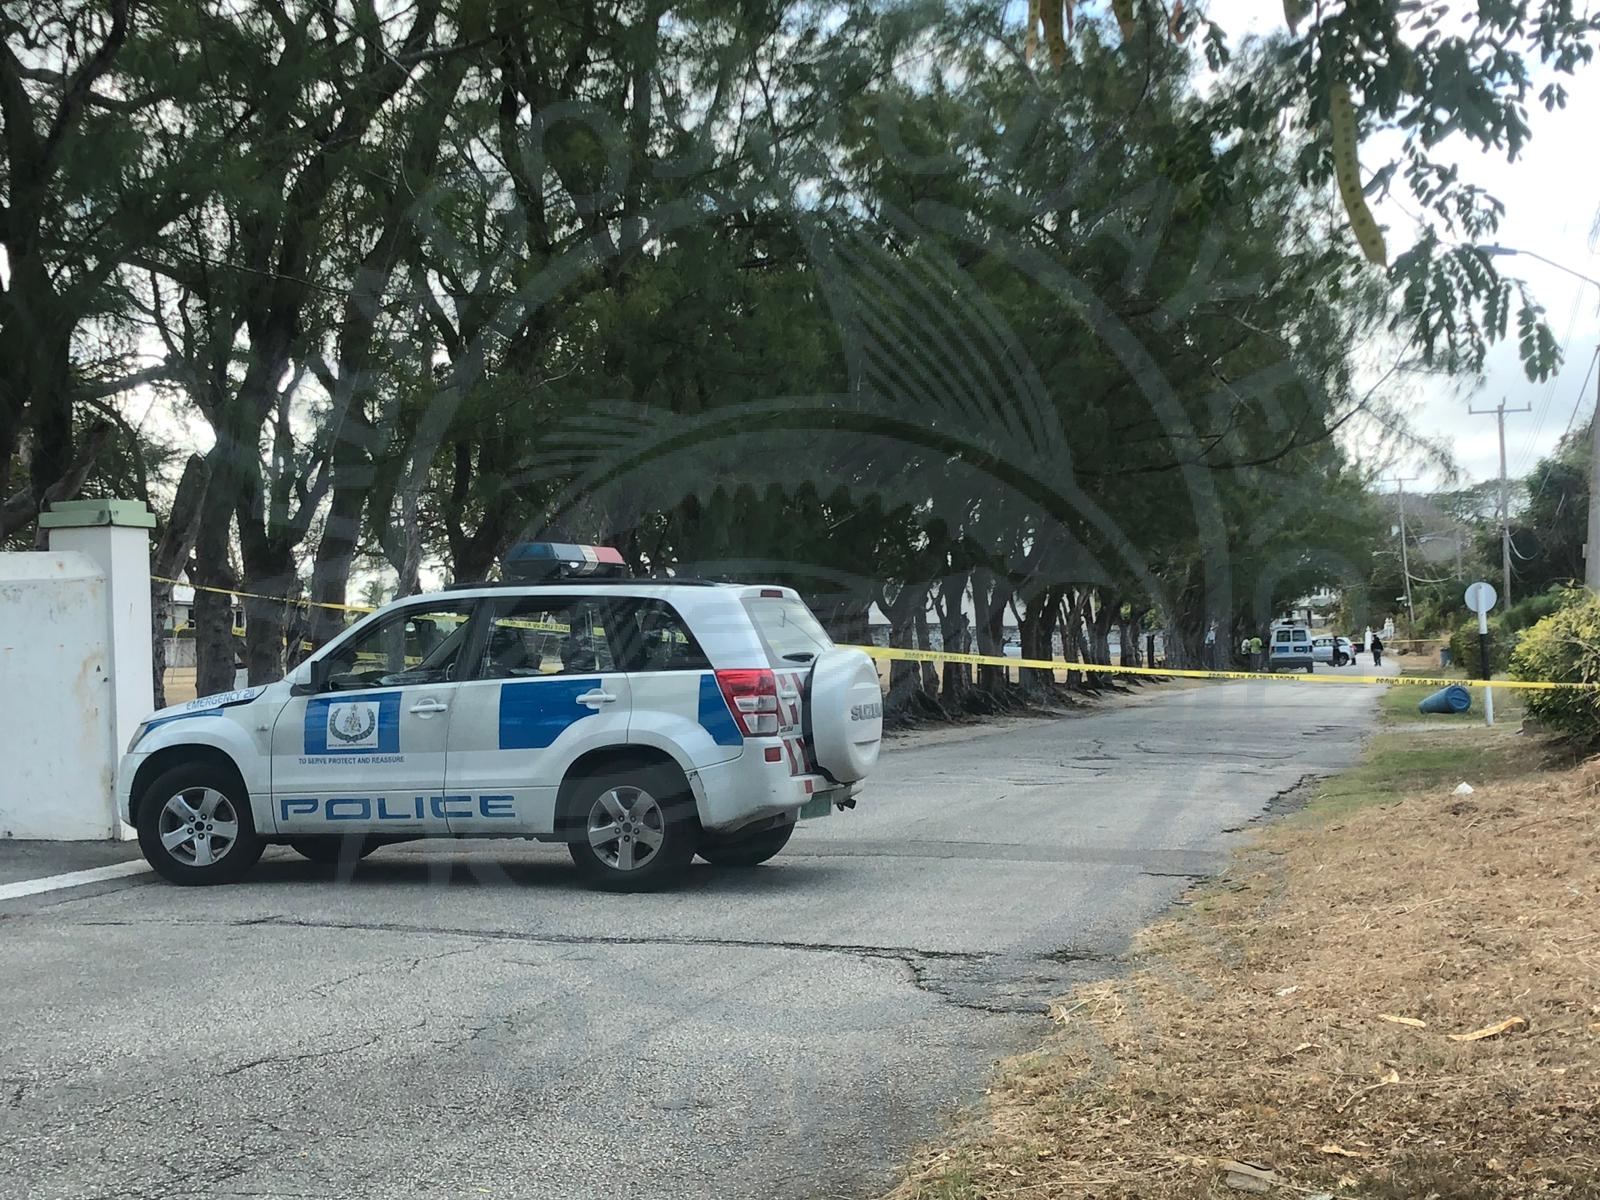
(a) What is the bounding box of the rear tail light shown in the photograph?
[715,669,780,736]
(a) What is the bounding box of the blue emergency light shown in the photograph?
[502,542,629,581]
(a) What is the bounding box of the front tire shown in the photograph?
[565,767,698,892]
[136,761,264,886]
[698,819,795,868]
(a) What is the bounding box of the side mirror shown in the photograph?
[291,658,331,696]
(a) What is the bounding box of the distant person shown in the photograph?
[1370,634,1383,667]
[1248,634,1263,671]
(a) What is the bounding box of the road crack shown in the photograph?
[79,915,996,965]
[219,1026,411,1078]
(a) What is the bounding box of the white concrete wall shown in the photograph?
[49,524,154,763]
[0,555,119,839]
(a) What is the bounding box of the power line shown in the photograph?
[1513,286,1584,473]
[1563,346,1600,439]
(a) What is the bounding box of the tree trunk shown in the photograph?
[1019,585,1063,696]
[191,471,241,701]
[1118,620,1138,668]
[1060,590,1087,689]
[937,573,971,707]
[1090,595,1116,666]
[0,252,77,521]
[974,569,1010,698]
[306,475,366,649]
[150,455,209,708]
[914,606,939,698]
[192,579,239,700]
[237,518,299,687]
[882,585,923,716]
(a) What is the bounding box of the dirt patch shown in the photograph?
[1258,773,1323,819]
[884,758,1600,1199]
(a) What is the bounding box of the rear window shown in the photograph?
[743,595,834,663]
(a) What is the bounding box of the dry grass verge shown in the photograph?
[886,734,1600,1200]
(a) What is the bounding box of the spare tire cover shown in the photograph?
[807,648,883,783]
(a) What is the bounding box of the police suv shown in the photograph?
[119,545,884,891]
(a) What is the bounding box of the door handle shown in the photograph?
[409,698,449,715]
[576,689,617,707]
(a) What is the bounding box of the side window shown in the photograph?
[322,602,478,690]
[477,597,620,680]
[616,600,711,673]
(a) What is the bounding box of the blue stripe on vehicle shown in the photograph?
[698,674,743,746]
[142,687,266,734]
[498,678,601,750]
[145,707,220,730]
[304,692,402,754]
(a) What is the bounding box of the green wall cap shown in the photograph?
[38,499,157,530]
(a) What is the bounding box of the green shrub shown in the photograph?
[1447,620,1514,676]
[1446,586,1581,676]
[1510,594,1600,745]
[1499,584,1582,636]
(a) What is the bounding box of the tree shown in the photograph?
[0,2,234,534]
[1509,424,1588,592]
[142,1,466,689]
[1020,0,1600,382]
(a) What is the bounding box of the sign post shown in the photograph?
[1464,581,1498,727]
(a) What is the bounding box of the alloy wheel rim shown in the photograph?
[586,786,666,871]
[157,787,240,867]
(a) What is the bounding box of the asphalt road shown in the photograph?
[0,674,1379,1200]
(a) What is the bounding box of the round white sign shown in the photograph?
[1464,580,1498,614]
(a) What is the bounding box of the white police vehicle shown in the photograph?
[118,545,883,891]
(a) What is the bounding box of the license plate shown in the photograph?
[798,794,832,820]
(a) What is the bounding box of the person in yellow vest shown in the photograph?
[1248,634,1264,671]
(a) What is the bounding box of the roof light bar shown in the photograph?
[501,542,629,581]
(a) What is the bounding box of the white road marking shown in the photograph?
[0,860,151,903]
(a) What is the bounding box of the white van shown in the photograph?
[1268,624,1315,673]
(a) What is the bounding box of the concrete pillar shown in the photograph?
[41,500,156,838]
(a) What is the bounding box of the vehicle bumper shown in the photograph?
[115,751,146,826]
[687,749,854,834]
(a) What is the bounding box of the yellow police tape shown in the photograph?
[154,575,375,614]
[155,575,1593,692]
[852,644,1593,692]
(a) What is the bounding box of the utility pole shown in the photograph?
[1480,247,1600,591]
[1387,477,1417,636]
[1469,399,1531,607]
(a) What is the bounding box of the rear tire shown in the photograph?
[564,767,698,892]
[698,819,795,868]
[136,760,264,886]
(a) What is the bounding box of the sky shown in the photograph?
[1207,0,1600,492]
